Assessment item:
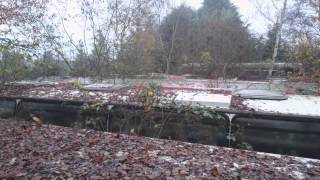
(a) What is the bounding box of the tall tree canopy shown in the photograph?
[158,0,260,77]
[159,5,196,74]
[200,0,241,22]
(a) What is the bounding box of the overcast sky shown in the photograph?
[52,0,276,53]
[175,0,271,34]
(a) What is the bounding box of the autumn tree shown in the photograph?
[0,0,49,50]
[0,49,31,83]
[285,0,320,85]
[60,0,166,80]
[118,28,165,76]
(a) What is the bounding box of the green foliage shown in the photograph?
[177,104,224,121]
[290,41,320,84]
[159,2,261,77]
[200,0,240,21]
[0,48,72,83]
[200,51,211,63]
[264,58,273,64]
[71,48,93,77]
[118,29,164,76]
[263,25,289,62]
[0,49,31,83]
[238,142,253,150]
[159,5,196,74]
[139,83,161,112]
[30,52,69,79]
[70,81,83,89]
[81,101,106,112]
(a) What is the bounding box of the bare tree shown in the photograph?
[268,0,288,78]
[251,0,289,78]
[54,0,165,79]
[166,11,179,75]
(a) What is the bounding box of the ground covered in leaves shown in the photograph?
[1,120,320,179]
[0,83,177,107]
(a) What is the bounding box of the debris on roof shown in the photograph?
[1,80,320,117]
[0,120,319,179]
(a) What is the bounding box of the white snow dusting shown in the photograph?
[175,91,231,108]
[244,95,320,116]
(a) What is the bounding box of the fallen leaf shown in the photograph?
[211,167,221,177]
[30,114,43,127]
[179,169,189,176]
[16,172,28,177]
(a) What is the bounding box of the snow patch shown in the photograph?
[244,95,320,116]
[175,91,231,108]
[256,152,282,159]
[293,156,320,164]
[69,90,80,96]
[88,92,96,96]
[159,156,176,163]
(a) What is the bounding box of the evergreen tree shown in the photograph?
[200,0,240,22]
[263,25,288,62]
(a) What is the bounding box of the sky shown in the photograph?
[55,0,273,39]
[175,0,271,34]
[51,0,278,55]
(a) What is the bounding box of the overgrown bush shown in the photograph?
[0,49,31,83]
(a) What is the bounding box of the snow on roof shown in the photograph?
[1,81,320,117]
[243,95,320,116]
[175,91,232,108]
[233,89,288,100]
[83,83,127,91]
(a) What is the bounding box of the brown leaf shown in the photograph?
[30,114,43,127]
[88,138,98,146]
[94,155,104,163]
[16,172,28,177]
[210,167,221,177]
[179,169,189,177]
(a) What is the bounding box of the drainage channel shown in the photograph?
[1,96,320,159]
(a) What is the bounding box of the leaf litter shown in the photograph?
[0,119,320,179]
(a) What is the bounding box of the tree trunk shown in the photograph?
[222,63,228,80]
[268,0,288,78]
[166,14,179,76]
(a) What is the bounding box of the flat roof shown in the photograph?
[1,81,320,117]
[1,119,319,179]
